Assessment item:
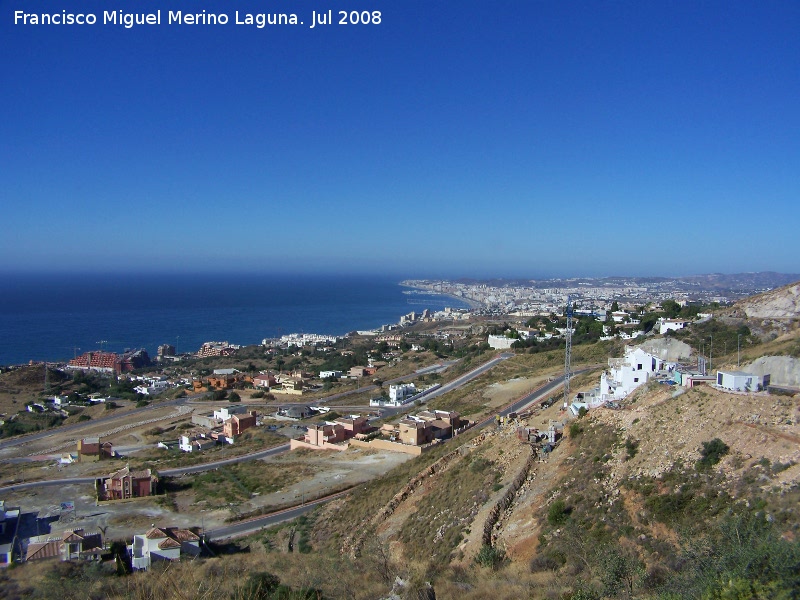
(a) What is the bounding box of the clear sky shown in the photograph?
[2,1,798,279]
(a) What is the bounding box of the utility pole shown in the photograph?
[563,295,573,410]
[709,335,713,372]
[738,334,741,367]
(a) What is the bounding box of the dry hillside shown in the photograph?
[4,284,800,599]
[734,280,800,320]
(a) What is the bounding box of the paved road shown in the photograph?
[206,489,352,541]
[161,443,291,476]
[0,477,97,493]
[376,354,512,419]
[205,359,577,541]
[422,353,512,402]
[478,366,593,428]
[0,396,188,452]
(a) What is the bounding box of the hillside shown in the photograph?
[14,369,791,600]
[0,364,69,417]
[729,280,800,321]
[4,287,800,598]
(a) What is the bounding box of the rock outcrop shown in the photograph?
[737,282,800,320]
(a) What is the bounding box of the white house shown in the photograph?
[716,371,770,392]
[487,335,516,350]
[600,346,668,401]
[389,383,417,404]
[128,526,200,571]
[213,406,247,422]
[134,380,170,396]
[179,435,215,453]
[658,318,690,335]
[320,370,343,379]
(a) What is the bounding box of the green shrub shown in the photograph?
[625,438,639,460]
[697,438,730,470]
[547,499,570,526]
[475,544,505,570]
[569,422,584,438]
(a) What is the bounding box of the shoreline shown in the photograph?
[0,281,479,367]
[398,281,483,310]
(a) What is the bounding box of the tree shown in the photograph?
[600,547,645,598]
[228,392,241,402]
[662,299,682,318]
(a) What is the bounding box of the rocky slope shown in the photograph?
[735,280,800,320]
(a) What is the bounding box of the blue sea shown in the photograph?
[0,273,468,366]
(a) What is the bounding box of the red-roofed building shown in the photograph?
[26,529,103,562]
[100,466,157,500]
[67,349,150,374]
[222,411,257,438]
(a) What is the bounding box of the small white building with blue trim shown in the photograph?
[716,370,770,392]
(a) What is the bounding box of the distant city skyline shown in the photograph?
[2,1,799,277]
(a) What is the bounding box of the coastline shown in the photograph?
[0,276,478,366]
[398,281,483,310]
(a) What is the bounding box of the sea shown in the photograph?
[0,273,469,366]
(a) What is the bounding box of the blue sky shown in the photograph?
[2,1,798,279]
